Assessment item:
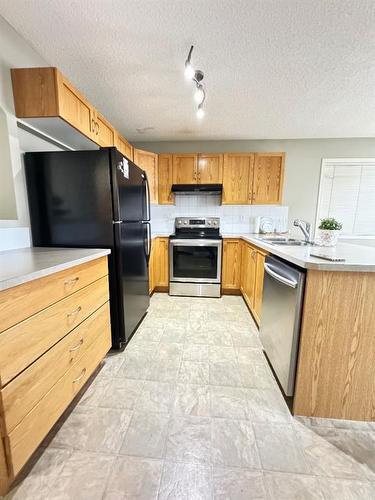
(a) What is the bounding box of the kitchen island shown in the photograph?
[0,246,111,495]
[226,234,375,422]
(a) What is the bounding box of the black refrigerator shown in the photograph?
[25,147,151,350]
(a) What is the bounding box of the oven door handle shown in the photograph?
[169,239,222,247]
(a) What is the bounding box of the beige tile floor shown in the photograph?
[5,293,375,500]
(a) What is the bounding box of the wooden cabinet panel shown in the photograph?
[58,72,94,140]
[0,438,8,497]
[116,133,133,160]
[253,251,266,323]
[6,326,111,476]
[158,154,174,204]
[222,239,242,291]
[94,111,116,147]
[222,154,254,204]
[11,67,59,118]
[252,153,285,204]
[148,240,155,294]
[240,241,264,322]
[198,154,223,184]
[153,238,169,288]
[0,257,108,334]
[1,302,110,434]
[0,276,109,387]
[172,154,198,184]
[134,148,158,204]
[294,271,375,421]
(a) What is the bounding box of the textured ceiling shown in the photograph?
[1,0,375,141]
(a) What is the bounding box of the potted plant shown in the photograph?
[317,217,343,246]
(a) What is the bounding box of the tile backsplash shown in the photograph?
[151,195,288,235]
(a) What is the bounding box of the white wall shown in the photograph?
[0,16,49,235]
[0,16,65,250]
[135,139,375,235]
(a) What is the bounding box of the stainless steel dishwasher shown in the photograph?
[259,255,306,396]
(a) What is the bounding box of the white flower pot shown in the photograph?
[317,229,340,247]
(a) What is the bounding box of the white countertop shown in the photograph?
[224,233,375,271]
[152,232,375,271]
[0,247,111,291]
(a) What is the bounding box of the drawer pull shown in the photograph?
[69,338,84,352]
[67,306,82,317]
[72,368,86,384]
[64,277,79,286]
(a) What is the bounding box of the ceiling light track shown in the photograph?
[184,45,206,119]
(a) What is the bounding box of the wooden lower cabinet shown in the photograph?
[222,238,267,324]
[0,257,111,495]
[221,239,242,293]
[149,237,169,293]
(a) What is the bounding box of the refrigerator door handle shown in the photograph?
[142,172,151,221]
[142,221,152,262]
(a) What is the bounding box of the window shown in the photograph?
[316,159,375,237]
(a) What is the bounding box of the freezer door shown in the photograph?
[110,149,148,222]
[25,150,114,247]
[115,221,150,342]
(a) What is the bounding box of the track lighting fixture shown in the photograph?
[196,103,205,119]
[184,45,206,118]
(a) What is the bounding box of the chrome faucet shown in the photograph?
[293,219,312,243]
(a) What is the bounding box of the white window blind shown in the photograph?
[316,159,375,237]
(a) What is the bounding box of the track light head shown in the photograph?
[184,45,195,79]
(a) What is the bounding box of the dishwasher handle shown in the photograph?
[264,263,298,289]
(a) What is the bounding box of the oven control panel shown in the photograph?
[175,217,220,229]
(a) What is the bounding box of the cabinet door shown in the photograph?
[154,238,169,287]
[158,154,174,204]
[252,153,285,204]
[57,72,95,140]
[222,239,242,291]
[222,154,254,204]
[253,251,266,323]
[94,111,116,147]
[116,133,133,161]
[241,243,257,310]
[172,154,198,184]
[134,149,158,204]
[148,239,155,294]
[197,154,223,184]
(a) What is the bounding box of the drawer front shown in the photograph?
[1,302,110,434]
[6,329,111,477]
[0,256,108,333]
[0,275,109,387]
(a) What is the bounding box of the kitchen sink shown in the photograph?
[254,237,314,246]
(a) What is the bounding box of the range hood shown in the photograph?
[171,184,222,195]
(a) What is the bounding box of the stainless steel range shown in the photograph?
[169,217,222,298]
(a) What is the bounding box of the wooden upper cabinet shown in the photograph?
[222,239,242,291]
[133,148,158,204]
[158,154,174,205]
[252,153,285,204]
[93,111,115,147]
[11,66,130,151]
[197,154,223,184]
[115,133,133,161]
[11,67,96,141]
[172,154,198,184]
[222,153,254,204]
[57,71,95,140]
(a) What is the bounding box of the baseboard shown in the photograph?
[221,288,241,295]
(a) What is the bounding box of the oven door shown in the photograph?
[169,239,222,284]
